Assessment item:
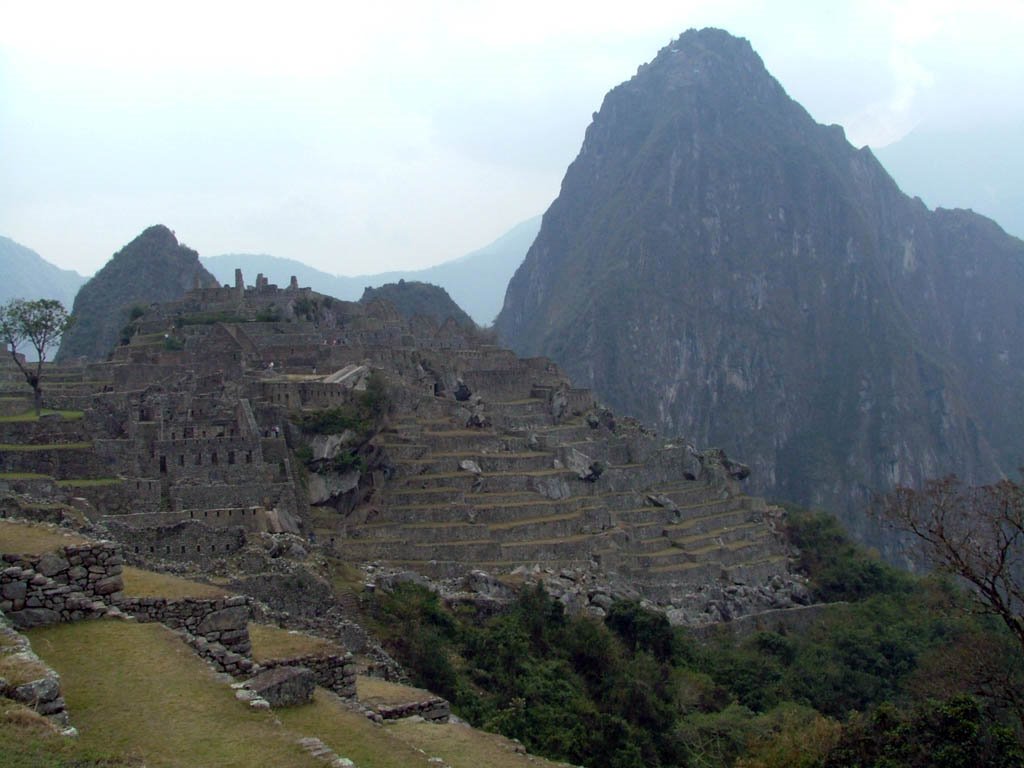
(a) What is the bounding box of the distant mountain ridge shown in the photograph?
[875,122,1024,240]
[495,28,1024,540]
[57,225,219,361]
[0,236,86,309]
[202,215,541,326]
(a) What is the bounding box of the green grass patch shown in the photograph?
[26,620,320,767]
[0,442,93,451]
[388,719,574,768]
[357,675,435,707]
[0,519,88,554]
[55,477,121,487]
[0,698,133,767]
[276,688,435,768]
[249,624,343,663]
[0,472,51,480]
[121,566,232,599]
[0,654,49,687]
[0,409,84,422]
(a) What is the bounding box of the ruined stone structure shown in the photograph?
[0,271,802,623]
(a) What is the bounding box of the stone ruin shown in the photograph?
[0,270,809,627]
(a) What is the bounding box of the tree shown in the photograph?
[0,298,74,415]
[880,475,1024,656]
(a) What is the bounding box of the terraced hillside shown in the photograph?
[2,271,800,623]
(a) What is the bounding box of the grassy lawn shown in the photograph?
[0,472,51,481]
[356,675,435,707]
[55,477,122,487]
[0,699,134,767]
[388,719,575,768]
[249,623,343,663]
[27,620,320,768]
[0,442,93,451]
[0,409,85,422]
[0,519,88,554]
[276,688,435,768]
[121,566,232,599]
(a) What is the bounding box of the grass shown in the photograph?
[0,442,93,451]
[276,688,435,768]
[0,519,88,554]
[356,675,435,707]
[55,477,122,487]
[0,409,84,423]
[0,698,134,767]
[0,653,49,687]
[26,620,320,767]
[0,472,51,481]
[249,624,343,663]
[387,719,574,768]
[121,566,232,599]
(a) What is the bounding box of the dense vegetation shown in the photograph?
[367,508,1024,767]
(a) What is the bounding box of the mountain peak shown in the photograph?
[57,227,218,361]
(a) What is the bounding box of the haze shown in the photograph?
[2,0,1021,276]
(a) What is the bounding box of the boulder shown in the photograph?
[244,665,315,707]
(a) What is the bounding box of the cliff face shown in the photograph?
[57,225,219,361]
[495,28,1024,533]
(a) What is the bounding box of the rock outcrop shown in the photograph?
[57,225,219,361]
[495,28,1024,542]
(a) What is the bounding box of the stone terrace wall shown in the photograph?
[121,595,256,676]
[0,541,124,628]
[260,653,357,698]
[109,519,247,563]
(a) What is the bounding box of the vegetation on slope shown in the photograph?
[367,508,1024,768]
[360,280,476,329]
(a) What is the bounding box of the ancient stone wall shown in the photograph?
[0,541,124,628]
[109,519,247,563]
[121,594,256,676]
[260,653,357,698]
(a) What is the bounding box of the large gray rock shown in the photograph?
[195,605,249,635]
[244,665,315,707]
[307,470,361,505]
[9,608,60,628]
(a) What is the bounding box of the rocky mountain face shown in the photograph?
[57,225,219,361]
[0,236,86,309]
[495,28,1024,537]
[359,280,476,329]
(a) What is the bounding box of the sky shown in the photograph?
[1,0,1022,276]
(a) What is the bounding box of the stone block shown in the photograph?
[10,608,60,628]
[93,575,124,596]
[1,581,26,601]
[36,553,68,578]
[195,605,248,635]
[244,666,315,708]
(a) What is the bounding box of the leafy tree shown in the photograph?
[0,298,74,414]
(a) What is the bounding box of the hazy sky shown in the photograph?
[2,0,1021,276]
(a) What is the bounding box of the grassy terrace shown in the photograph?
[0,519,88,554]
[0,442,93,451]
[356,675,435,706]
[55,478,122,487]
[249,624,344,663]
[0,409,84,422]
[121,566,232,599]
[26,620,320,767]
